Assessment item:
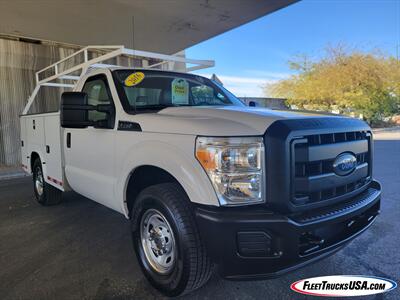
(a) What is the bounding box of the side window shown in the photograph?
[191,85,214,103]
[191,84,228,105]
[82,75,113,124]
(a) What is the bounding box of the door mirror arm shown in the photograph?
[96,104,114,114]
[94,104,115,129]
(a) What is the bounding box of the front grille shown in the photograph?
[292,131,371,205]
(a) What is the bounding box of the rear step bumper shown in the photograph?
[194,180,381,280]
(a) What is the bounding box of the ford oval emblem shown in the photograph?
[333,153,357,176]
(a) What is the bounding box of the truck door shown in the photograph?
[63,74,117,210]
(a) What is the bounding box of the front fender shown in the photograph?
[116,136,219,217]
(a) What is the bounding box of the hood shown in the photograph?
[131,106,345,136]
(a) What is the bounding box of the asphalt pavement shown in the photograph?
[0,130,399,300]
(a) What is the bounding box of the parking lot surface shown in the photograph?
[0,130,399,300]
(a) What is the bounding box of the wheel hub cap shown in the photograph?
[35,168,44,196]
[140,209,176,274]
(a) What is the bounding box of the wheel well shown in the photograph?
[30,152,40,171]
[126,165,180,218]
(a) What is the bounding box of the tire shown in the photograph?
[32,158,62,206]
[130,183,213,297]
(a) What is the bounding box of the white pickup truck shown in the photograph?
[20,46,381,296]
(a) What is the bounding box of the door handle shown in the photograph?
[66,132,71,148]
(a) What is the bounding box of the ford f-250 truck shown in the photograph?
[20,46,381,296]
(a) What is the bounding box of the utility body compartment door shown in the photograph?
[43,114,64,190]
[20,117,28,171]
[26,115,45,148]
[21,113,65,191]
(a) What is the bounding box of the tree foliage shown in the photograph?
[266,46,400,125]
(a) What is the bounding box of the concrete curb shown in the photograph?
[372,126,400,133]
[0,170,29,181]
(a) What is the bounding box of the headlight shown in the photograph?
[195,136,264,206]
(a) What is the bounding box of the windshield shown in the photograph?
[113,70,244,113]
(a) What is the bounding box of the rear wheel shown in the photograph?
[131,183,213,297]
[32,158,62,205]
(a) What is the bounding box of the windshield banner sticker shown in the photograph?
[171,78,189,104]
[124,72,145,87]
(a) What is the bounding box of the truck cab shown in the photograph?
[20,46,381,297]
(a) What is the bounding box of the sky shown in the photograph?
[186,0,400,97]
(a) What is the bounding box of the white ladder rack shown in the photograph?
[22,45,214,115]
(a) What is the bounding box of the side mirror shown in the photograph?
[248,101,257,107]
[61,92,92,128]
[61,92,114,128]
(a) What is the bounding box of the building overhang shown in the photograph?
[0,0,298,54]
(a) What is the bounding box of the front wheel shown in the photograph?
[131,183,213,297]
[32,158,62,206]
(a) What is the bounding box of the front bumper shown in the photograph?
[195,180,381,280]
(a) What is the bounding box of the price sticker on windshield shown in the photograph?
[172,78,189,104]
[124,72,145,87]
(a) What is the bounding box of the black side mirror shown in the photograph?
[248,101,257,107]
[61,92,114,128]
[61,92,92,128]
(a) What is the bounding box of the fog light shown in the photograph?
[237,231,273,257]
